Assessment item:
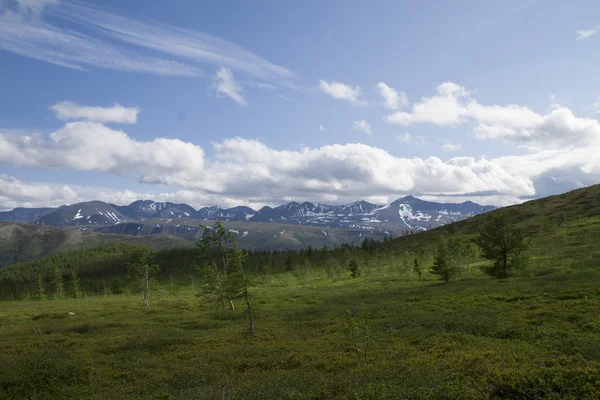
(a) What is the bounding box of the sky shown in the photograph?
[1,0,600,211]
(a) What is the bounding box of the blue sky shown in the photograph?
[1,0,600,210]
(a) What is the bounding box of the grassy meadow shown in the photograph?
[2,264,600,399]
[2,185,600,399]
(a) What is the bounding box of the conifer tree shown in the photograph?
[476,214,530,278]
[126,246,156,307]
[51,267,64,300]
[35,275,47,301]
[197,221,254,336]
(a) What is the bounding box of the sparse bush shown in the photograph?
[347,259,360,278]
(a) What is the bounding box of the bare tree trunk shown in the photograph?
[244,281,254,337]
[143,267,149,307]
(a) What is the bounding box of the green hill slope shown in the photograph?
[377,184,600,274]
[1,186,600,398]
[0,222,192,267]
[2,184,600,299]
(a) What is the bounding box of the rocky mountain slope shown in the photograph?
[2,197,495,233]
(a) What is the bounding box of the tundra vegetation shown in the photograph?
[1,185,600,399]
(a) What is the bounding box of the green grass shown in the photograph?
[3,185,600,398]
[2,265,600,399]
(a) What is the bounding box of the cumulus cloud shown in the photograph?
[0,174,267,211]
[50,101,140,124]
[2,99,600,208]
[319,80,364,104]
[376,82,408,110]
[443,141,461,152]
[576,28,597,40]
[385,81,600,150]
[353,120,372,136]
[385,82,468,126]
[0,122,205,181]
[213,67,246,105]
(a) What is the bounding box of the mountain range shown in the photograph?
[0,196,495,233]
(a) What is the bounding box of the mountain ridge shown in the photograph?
[0,196,496,234]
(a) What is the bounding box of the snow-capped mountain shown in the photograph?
[113,200,195,220]
[367,196,496,231]
[35,201,128,226]
[194,206,255,221]
[2,196,495,232]
[250,201,380,226]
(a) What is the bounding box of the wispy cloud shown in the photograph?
[592,98,600,114]
[442,141,461,152]
[319,80,365,105]
[0,5,202,76]
[0,1,295,84]
[277,94,293,101]
[213,68,246,105]
[54,2,296,82]
[50,101,140,124]
[576,28,597,40]
[353,120,372,136]
[319,124,326,132]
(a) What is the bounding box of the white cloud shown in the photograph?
[376,82,408,110]
[3,100,600,208]
[385,81,600,150]
[443,141,461,152]
[56,2,295,82]
[396,133,411,143]
[0,122,205,181]
[353,120,372,136]
[0,1,295,84]
[319,80,364,104]
[49,101,140,124]
[576,28,597,40]
[386,82,468,126]
[14,0,59,14]
[277,94,293,101]
[319,124,326,132]
[0,175,269,211]
[213,68,246,105]
[0,5,202,77]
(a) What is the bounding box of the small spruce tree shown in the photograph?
[69,270,82,299]
[476,214,530,278]
[51,267,64,300]
[168,275,179,296]
[431,242,457,282]
[284,255,293,271]
[413,257,422,280]
[35,275,47,301]
[126,246,156,307]
[348,259,360,278]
